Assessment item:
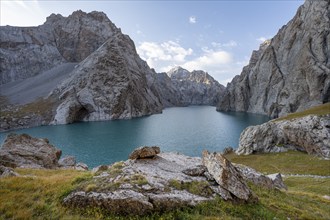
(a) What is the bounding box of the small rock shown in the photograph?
[92,165,109,173]
[267,173,287,190]
[129,146,160,160]
[322,195,330,200]
[75,162,88,171]
[0,165,20,178]
[222,147,234,155]
[182,165,206,176]
[59,156,76,167]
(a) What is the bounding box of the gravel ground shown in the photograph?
[0,63,76,105]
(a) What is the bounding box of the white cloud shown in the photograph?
[211,40,237,48]
[182,50,232,71]
[189,16,196,24]
[1,0,46,26]
[137,40,248,84]
[137,41,193,72]
[257,36,270,42]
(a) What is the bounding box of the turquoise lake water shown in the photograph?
[0,106,269,168]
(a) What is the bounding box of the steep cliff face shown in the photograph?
[217,0,330,118]
[156,67,225,107]
[0,10,118,84]
[51,31,163,124]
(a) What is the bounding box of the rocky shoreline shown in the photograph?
[237,114,330,158]
[0,134,288,215]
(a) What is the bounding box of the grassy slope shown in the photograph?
[274,102,330,121]
[1,151,330,220]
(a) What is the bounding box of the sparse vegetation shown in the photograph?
[169,179,213,197]
[1,151,329,219]
[274,102,330,122]
[226,150,330,176]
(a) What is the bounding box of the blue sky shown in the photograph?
[1,0,303,85]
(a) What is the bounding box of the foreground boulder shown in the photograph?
[63,148,284,215]
[202,150,256,202]
[0,133,62,169]
[237,114,330,158]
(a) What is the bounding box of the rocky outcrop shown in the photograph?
[0,10,119,84]
[156,67,225,107]
[0,133,62,168]
[202,150,256,201]
[237,114,330,158]
[63,147,284,215]
[128,146,160,159]
[217,0,330,118]
[51,29,163,124]
[0,165,20,178]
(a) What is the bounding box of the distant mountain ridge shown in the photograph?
[217,0,330,118]
[156,67,225,107]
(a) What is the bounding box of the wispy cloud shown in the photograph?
[189,16,196,24]
[1,0,45,26]
[137,40,248,84]
[257,36,271,42]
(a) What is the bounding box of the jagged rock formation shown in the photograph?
[0,10,118,84]
[217,0,330,118]
[237,114,330,158]
[0,133,62,169]
[63,147,285,215]
[156,67,225,107]
[51,30,163,124]
[0,133,89,170]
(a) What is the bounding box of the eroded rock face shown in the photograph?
[156,67,225,107]
[129,146,160,159]
[51,30,163,124]
[0,133,62,168]
[0,10,118,84]
[237,114,330,158]
[217,0,330,118]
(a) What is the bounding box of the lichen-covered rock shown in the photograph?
[129,146,160,160]
[202,150,256,202]
[235,164,287,190]
[217,0,330,118]
[0,133,62,168]
[237,114,330,158]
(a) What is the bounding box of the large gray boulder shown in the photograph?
[202,150,256,202]
[237,114,330,158]
[0,133,62,169]
[217,0,330,118]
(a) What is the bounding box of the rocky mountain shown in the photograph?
[156,67,225,107]
[51,29,163,124]
[217,0,330,118]
[0,10,118,84]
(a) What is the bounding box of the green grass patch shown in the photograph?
[274,102,330,122]
[226,150,330,176]
[284,177,330,196]
[169,179,213,197]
